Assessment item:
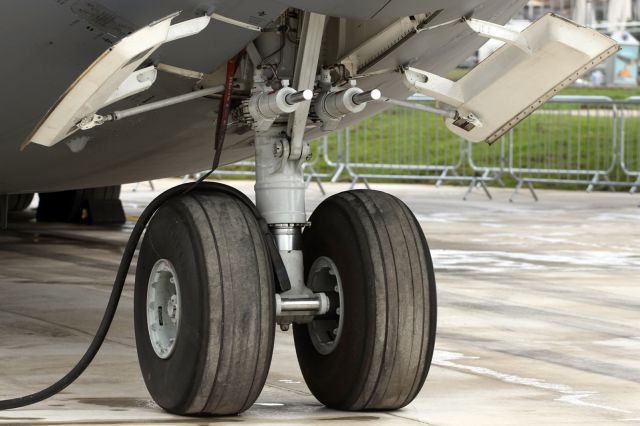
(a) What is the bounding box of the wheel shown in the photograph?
[293,190,437,410]
[134,191,275,415]
[7,193,34,212]
[84,185,121,200]
[37,185,124,224]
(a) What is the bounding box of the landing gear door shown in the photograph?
[26,13,180,148]
[406,14,619,144]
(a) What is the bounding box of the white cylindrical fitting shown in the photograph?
[322,87,367,118]
[352,89,382,105]
[252,87,299,120]
[275,293,330,317]
[285,89,313,105]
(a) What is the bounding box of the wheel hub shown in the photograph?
[167,295,179,322]
[306,256,343,355]
[146,259,181,359]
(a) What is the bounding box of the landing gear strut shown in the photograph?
[133,127,437,415]
[133,9,436,415]
[253,117,437,411]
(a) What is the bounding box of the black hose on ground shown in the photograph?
[0,53,292,410]
[0,184,180,410]
[0,182,289,410]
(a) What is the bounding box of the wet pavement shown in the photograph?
[0,179,639,425]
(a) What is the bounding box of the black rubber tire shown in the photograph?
[8,193,34,212]
[37,185,123,223]
[84,185,121,200]
[134,191,275,416]
[293,190,437,411]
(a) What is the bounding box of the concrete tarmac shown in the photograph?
[0,179,638,425]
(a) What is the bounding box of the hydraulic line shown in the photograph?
[191,52,242,186]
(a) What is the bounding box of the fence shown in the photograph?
[194,95,640,201]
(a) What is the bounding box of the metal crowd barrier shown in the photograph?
[618,97,640,194]
[184,95,640,201]
[507,96,619,201]
[331,96,502,199]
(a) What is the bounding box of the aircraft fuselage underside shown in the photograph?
[0,0,527,193]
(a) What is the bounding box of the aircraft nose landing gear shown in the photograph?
[133,12,435,412]
[132,131,437,416]
[249,96,436,411]
[132,64,436,415]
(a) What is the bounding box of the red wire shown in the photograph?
[213,52,242,166]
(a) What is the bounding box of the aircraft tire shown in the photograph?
[36,185,124,224]
[8,193,34,212]
[293,190,437,410]
[134,191,275,415]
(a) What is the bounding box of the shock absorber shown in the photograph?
[314,76,381,131]
[242,69,313,131]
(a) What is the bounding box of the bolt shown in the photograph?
[336,307,341,315]
[285,89,313,105]
[352,89,382,105]
[280,323,290,332]
[332,328,338,336]
[273,141,284,158]
[333,285,339,292]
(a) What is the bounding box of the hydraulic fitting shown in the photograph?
[247,87,312,131]
[314,87,381,130]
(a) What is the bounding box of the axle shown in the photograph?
[275,294,330,318]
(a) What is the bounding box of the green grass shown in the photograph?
[559,86,640,100]
[313,98,640,189]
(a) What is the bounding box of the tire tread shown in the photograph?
[294,189,436,411]
[135,191,274,416]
